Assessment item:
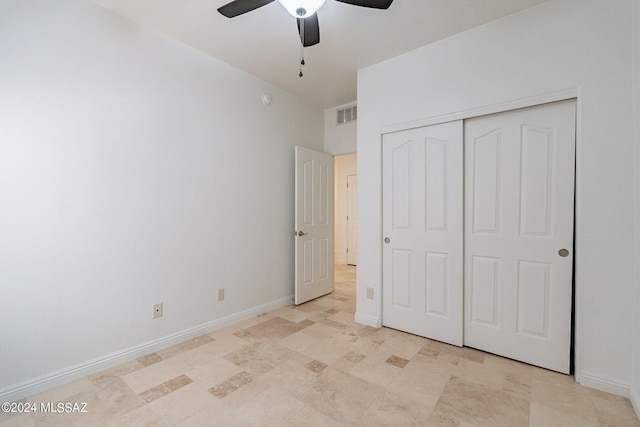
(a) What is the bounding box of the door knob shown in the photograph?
[384,237,390,243]
[297,231,307,237]
[558,248,570,257]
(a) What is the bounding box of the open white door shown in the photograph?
[295,146,334,304]
[382,121,464,346]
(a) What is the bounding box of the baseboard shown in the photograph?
[631,384,640,420]
[0,295,293,403]
[578,371,631,398]
[355,312,381,328]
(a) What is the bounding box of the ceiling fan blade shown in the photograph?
[217,0,275,18]
[297,14,320,47]
[334,0,393,9]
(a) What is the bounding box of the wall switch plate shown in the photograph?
[366,287,374,300]
[153,303,163,318]
[217,288,225,302]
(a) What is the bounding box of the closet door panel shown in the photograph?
[382,121,463,346]
[464,100,575,374]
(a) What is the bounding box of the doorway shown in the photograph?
[334,153,357,266]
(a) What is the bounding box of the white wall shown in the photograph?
[334,154,357,265]
[324,103,357,155]
[356,0,637,399]
[0,0,323,400]
[632,0,640,413]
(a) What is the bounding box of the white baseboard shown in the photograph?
[355,312,381,328]
[578,371,631,398]
[0,295,293,403]
[631,384,640,420]
[583,375,639,419]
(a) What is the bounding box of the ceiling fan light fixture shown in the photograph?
[277,0,326,18]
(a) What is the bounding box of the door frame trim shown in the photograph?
[380,87,579,135]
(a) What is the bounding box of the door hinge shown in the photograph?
[347,248,349,253]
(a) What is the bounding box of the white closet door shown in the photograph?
[464,100,576,373]
[382,121,463,346]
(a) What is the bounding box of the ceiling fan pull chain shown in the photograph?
[299,48,305,77]
[299,19,305,77]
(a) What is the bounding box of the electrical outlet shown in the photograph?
[217,288,225,302]
[153,303,163,319]
[366,287,374,300]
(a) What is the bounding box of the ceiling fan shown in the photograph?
[217,0,394,47]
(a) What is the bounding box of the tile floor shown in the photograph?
[2,265,639,426]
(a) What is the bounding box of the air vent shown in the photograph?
[337,105,357,125]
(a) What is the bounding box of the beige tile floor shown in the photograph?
[2,265,639,426]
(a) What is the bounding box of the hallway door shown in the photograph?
[347,174,358,265]
[295,146,334,304]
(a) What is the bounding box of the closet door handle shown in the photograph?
[558,248,570,257]
[384,237,390,244]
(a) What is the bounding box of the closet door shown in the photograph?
[382,121,463,346]
[464,100,575,373]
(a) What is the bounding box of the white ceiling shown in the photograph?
[92,0,549,109]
